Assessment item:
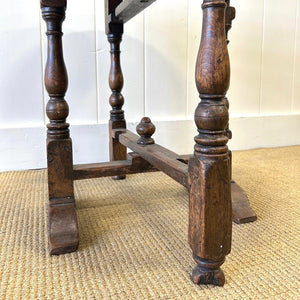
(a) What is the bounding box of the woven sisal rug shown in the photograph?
[0,146,299,299]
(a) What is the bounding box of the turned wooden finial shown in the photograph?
[136,117,156,145]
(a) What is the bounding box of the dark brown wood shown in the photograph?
[105,0,123,34]
[38,0,256,288]
[180,154,257,224]
[41,0,66,7]
[107,28,127,180]
[225,0,236,44]
[178,154,192,164]
[136,117,156,145]
[188,0,232,286]
[225,0,235,181]
[48,204,78,254]
[73,153,157,180]
[115,129,189,187]
[231,181,257,224]
[41,3,78,255]
[108,0,123,14]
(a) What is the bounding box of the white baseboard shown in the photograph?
[0,114,299,171]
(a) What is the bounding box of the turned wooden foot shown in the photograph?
[49,202,79,255]
[192,256,225,286]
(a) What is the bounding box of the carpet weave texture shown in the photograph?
[0,146,299,299]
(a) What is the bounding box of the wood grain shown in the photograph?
[42,3,79,255]
[107,29,127,179]
[116,129,188,187]
[188,0,232,286]
[73,153,157,180]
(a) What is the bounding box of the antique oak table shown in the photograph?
[40,0,256,286]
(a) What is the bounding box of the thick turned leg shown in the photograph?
[41,1,78,255]
[107,23,127,180]
[188,0,232,286]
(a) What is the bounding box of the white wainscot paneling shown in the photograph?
[95,0,110,122]
[144,0,188,121]
[0,127,46,172]
[260,0,298,114]
[122,14,145,121]
[129,115,300,155]
[186,0,202,118]
[228,0,264,115]
[1,114,299,172]
[0,1,44,127]
[41,0,98,125]
[0,124,109,172]
[292,1,300,113]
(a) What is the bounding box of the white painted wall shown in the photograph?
[0,0,300,171]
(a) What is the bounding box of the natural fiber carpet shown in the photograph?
[0,146,299,299]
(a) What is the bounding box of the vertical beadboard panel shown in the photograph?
[0,1,44,126]
[144,0,188,121]
[292,2,300,113]
[186,0,202,119]
[122,14,145,121]
[63,0,97,124]
[96,3,144,123]
[95,0,109,122]
[227,0,264,116]
[41,0,98,124]
[260,0,297,114]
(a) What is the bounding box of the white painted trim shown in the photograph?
[0,114,299,172]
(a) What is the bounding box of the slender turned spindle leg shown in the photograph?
[41,3,79,255]
[188,0,231,286]
[107,25,127,180]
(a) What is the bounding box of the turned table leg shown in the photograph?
[107,23,127,180]
[188,0,231,286]
[41,1,78,255]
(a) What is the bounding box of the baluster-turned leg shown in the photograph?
[107,24,127,180]
[41,0,78,255]
[188,0,231,286]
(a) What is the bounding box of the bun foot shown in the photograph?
[49,202,79,255]
[191,265,225,286]
[191,256,226,286]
